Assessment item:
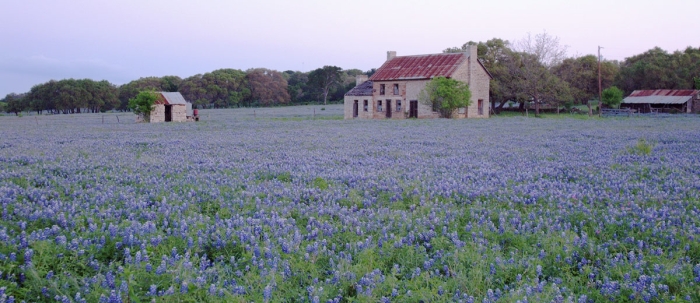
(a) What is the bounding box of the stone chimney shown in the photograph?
[466,45,478,60]
[355,75,368,86]
[387,51,397,61]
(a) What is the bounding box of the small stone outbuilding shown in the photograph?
[137,92,194,123]
[344,46,492,119]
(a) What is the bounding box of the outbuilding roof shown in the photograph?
[369,53,468,81]
[345,80,373,96]
[622,90,699,104]
[155,92,189,105]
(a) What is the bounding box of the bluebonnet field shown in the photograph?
[0,105,699,303]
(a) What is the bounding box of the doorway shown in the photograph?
[409,100,418,118]
[353,100,358,118]
[386,100,392,118]
[165,105,172,122]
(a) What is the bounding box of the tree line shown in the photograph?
[444,33,700,115]
[1,66,369,115]
[2,33,699,115]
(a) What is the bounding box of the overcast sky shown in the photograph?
[1,0,699,97]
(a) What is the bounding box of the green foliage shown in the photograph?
[312,177,329,190]
[602,86,624,108]
[627,138,654,155]
[615,46,700,93]
[117,76,180,111]
[419,76,472,118]
[24,79,119,114]
[3,93,26,115]
[128,91,158,120]
[245,68,291,106]
[694,77,700,89]
[308,66,342,105]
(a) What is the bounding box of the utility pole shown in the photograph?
[598,46,603,117]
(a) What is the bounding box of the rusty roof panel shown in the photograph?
[369,53,467,81]
[628,90,699,97]
[623,90,698,104]
[154,92,189,105]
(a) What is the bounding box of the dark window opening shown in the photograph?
[377,100,383,112]
[379,84,385,95]
[397,100,402,112]
[363,100,368,111]
[393,84,399,95]
[478,99,484,115]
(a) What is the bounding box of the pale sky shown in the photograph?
[1,0,699,97]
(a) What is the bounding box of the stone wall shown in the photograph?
[149,104,166,123]
[344,96,374,119]
[449,46,490,118]
[172,105,187,122]
[371,81,410,119]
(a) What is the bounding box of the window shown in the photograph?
[396,100,401,112]
[379,84,385,95]
[363,100,368,112]
[478,99,484,115]
[393,84,399,95]
[377,100,383,112]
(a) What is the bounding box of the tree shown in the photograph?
[419,76,472,118]
[694,77,700,89]
[128,91,158,121]
[117,76,179,111]
[284,71,311,103]
[23,79,119,114]
[245,68,291,106]
[308,66,341,105]
[3,93,26,116]
[601,86,624,108]
[513,31,570,115]
[553,55,618,115]
[178,69,249,108]
[615,46,700,93]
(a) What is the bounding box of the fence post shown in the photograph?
[116,115,120,123]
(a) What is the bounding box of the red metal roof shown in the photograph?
[623,90,699,104]
[628,90,698,97]
[154,92,188,105]
[369,53,467,81]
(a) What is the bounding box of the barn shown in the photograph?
[137,92,194,123]
[621,90,700,114]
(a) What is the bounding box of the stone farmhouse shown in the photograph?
[137,92,195,123]
[344,46,492,119]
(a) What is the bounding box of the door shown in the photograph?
[386,100,392,118]
[165,105,172,122]
[353,100,358,118]
[409,100,418,118]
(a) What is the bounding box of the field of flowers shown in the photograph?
[1,106,699,302]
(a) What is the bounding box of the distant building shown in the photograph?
[137,92,194,123]
[621,90,699,114]
[344,46,492,119]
